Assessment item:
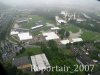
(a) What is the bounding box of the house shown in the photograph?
[12,56,32,71]
[83,44,95,51]
[76,55,92,65]
[31,53,51,72]
[71,47,79,55]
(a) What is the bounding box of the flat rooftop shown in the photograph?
[31,53,50,72]
[18,32,32,41]
[51,27,60,30]
[60,39,70,45]
[31,25,43,30]
[71,38,83,43]
[10,30,19,35]
[42,32,59,41]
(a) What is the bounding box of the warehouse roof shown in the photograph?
[71,38,83,43]
[60,39,70,45]
[31,25,43,30]
[10,30,19,35]
[18,32,32,41]
[42,32,59,40]
[51,27,60,30]
[31,53,50,72]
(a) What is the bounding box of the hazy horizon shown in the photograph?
[0,0,100,9]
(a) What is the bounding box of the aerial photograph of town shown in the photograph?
[0,0,100,75]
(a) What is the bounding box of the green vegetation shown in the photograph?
[66,25,79,33]
[81,31,100,41]
[4,62,31,75]
[40,40,85,75]
[58,29,70,39]
[22,15,55,29]
[59,24,79,33]
[16,47,42,57]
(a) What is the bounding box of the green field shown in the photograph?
[81,30,100,41]
[59,24,80,33]
[21,15,55,29]
[58,24,100,41]
[16,47,42,57]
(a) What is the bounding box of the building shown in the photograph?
[98,54,100,57]
[16,18,29,24]
[42,32,59,41]
[12,56,31,71]
[76,55,92,65]
[50,27,60,30]
[10,30,19,35]
[31,25,43,30]
[55,16,66,25]
[57,19,66,24]
[71,38,83,43]
[18,32,32,41]
[60,39,70,45]
[31,53,50,72]
[51,27,60,33]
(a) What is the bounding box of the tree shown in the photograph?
[65,31,70,38]
[58,29,70,39]
[20,47,25,54]
[48,40,58,52]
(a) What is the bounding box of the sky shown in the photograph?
[0,0,99,8]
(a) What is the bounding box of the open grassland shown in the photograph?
[16,47,42,57]
[21,15,55,29]
[59,24,80,33]
[81,30,100,41]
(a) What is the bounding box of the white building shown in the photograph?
[55,16,66,24]
[71,38,83,43]
[51,27,60,30]
[18,32,32,41]
[31,25,43,30]
[60,39,70,45]
[42,32,59,41]
[31,53,50,72]
[57,19,66,24]
[98,54,100,57]
[10,30,19,35]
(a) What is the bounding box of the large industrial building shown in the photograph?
[31,53,50,72]
[18,32,33,41]
[42,32,59,41]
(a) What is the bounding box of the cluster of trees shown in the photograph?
[58,29,70,39]
[90,42,100,60]
[3,62,29,75]
[40,40,80,75]
[70,16,100,33]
